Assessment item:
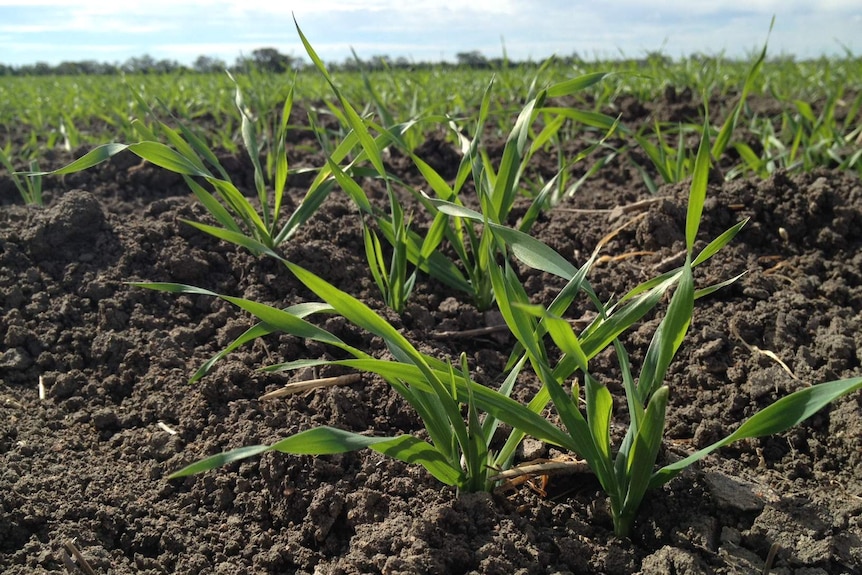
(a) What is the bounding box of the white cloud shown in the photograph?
[0,0,856,66]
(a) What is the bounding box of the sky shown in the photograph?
[0,1,859,68]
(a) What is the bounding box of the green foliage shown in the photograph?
[628,26,769,191]
[631,122,700,190]
[732,91,862,178]
[403,72,618,310]
[34,74,335,255]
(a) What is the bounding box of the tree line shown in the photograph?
[0,48,581,76]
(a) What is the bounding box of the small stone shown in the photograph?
[0,348,32,370]
[51,371,86,400]
[92,408,119,431]
[640,545,707,575]
[518,438,547,460]
[703,471,766,513]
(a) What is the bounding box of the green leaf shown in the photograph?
[575,280,669,361]
[127,141,210,177]
[227,72,270,227]
[363,224,389,300]
[295,19,385,178]
[618,386,669,535]
[283,260,472,460]
[168,426,464,486]
[179,219,277,256]
[275,178,336,245]
[172,119,230,180]
[411,155,455,201]
[326,156,373,213]
[712,22,769,160]
[586,375,613,462]
[491,94,539,223]
[370,434,465,486]
[545,72,608,98]
[189,302,333,384]
[182,176,243,234]
[732,142,766,176]
[268,426,396,455]
[686,124,711,253]
[433,200,484,221]
[273,82,295,214]
[208,179,270,241]
[132,282,361,355]
[376,218,472,294]
[489,223,578,279]
[540,107,623,133]
[305,357,574,450]
[633,131,674,184]
[156,122,210,175]
[637,264,694,401]
[131,118,158,142]
[694,272,747,299]
[650,377,862,489]
[36,143,129,175]
[692,219,748,266]
[168,444,272,478]
[285,261,417,360]
[460,353,490,491]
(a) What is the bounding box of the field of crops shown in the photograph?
[1,36,862,574]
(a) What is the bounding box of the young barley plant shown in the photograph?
[140,273,569,494]
[403,71,618,310]
[478,121,862,536]
[0,147,42,206]
[35,75,304,254]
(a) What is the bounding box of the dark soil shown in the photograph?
[2,99,861,574]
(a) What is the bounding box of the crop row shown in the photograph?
[2,40,861,200]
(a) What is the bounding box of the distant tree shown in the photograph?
[122,54,157,74]
[90,61,120,75]
[55,61,83,75]
[456,51,489,68]
[76,60,101,74]
[338,57,362,72]
[192,55,226,73]
[31,62,52,75]
[119,55,182,74]
[48,60,109,75]
[248,48,295,73]
[154,58,183,74]
[368,54,390,71]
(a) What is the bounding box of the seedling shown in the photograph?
[140,276,568,494]
[478,122,862,536]
[1,147,42,205]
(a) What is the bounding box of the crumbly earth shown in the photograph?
[1,95,861,574]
